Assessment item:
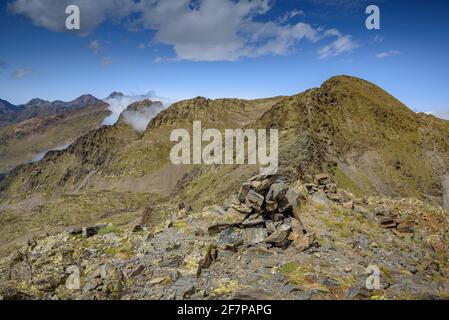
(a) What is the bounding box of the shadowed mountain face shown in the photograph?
[0,76,449,257]
[0,99,24,117]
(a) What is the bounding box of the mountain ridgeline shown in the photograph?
[0,94,105,126]
[254,76,449,206]
[0,76,449,256]
[0,99,24,117]
[0,94,111,173]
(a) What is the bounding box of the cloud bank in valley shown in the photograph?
[102,91,172,132]
[30,92,172,163]
[121,102,167,133]
[31,142,72,163]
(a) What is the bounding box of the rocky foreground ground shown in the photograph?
[1,174,448,300]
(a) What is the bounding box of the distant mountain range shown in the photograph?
[0,94,111,173]
[0,99,23,117]
[0,94,104,126]
[106,91,125,99]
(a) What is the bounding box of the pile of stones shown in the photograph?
[304,173,345,204]
[236,175,292,217]
[306,173,338,194]
[67,223,107,238]
[218,174,316,251]
[304,173,357,210]
[304,173,416,235]
[373,208,415,234]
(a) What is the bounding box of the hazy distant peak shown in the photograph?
[125,99,163,112]
[0,98,23,116]
[25,98,50,106]
[68,94,103,107]
[106,91,125,99]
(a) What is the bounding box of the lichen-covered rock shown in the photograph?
[182,241,217,277]
[243,227,267,245]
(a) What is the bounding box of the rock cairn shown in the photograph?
[373,207,415,235]
[67,223,107,238]
[304,173,358,211]
[218,174,316,251]
[236,175,292,217]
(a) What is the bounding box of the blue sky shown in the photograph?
[0,0,448,118]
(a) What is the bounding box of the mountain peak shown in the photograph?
[106,91,125,99]
[320,75,389,94]
[0,99,23,117]
[125,99,161,112]
[26,98,49,106]
[69,94,102,107]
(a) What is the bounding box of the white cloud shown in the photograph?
[12,68,33,79]
[153,57,164,64]
[376,50,401,59]
[102,91,173,127]
[137,41,154,50]
[8,0,137,33]
[101,57,112,67]
[121,102,167,132]
[31,143,71,163]
[278,9,304,24]
[373,35,384,43]
[89,40,101,54]
[152,56,179,64]
[138,0,356,61]
[9,0,358,61]
[318,34,358,59]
